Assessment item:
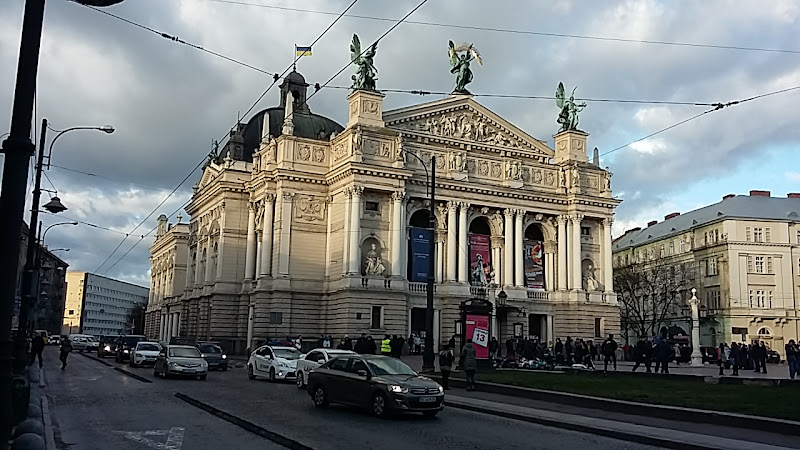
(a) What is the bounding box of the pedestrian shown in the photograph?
[554,338,564,365]
[460,338,477,391]
[295,335,303,351]
[414,334,422,355]
[717,343,726,376]
[758,341,768,374]
[489,337,499,360]
[673,343,682,366]
[729,342,739,376]
[381,335,392,356]
[632,337,652,372]
[59,337,73,370]
[30,333,45,368]
[505,337,514,358]
[601,334,618,373]
[565,337,575,365]
[588,340,597,362]
[367,335,377,354]
[654,338,670,374]
[354,334,366,353]
[439,344,455,390]
[322,335,331,348]
[785,339,799,380]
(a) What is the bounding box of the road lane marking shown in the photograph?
[115,427,184,450]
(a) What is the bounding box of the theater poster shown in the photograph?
[469,234,492,286]
[409,227,432,282]
[523,239,545,289]
[465,314,490,359]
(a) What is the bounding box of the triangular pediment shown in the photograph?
[198,163,221,189]
[384,96,554,160]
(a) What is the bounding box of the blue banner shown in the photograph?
[409,227,432,282]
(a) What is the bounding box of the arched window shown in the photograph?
[757,327,771,336]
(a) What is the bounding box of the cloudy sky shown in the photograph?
[1,0,799,287]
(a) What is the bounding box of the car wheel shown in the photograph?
[199,375,207,381]
[422,410,438,418]
[153,368,159,377]
[222,366,228,372]
[371,392,389,418]
[313,386,329,408]
[130,360,136,368]
[269,368,276,382]
[247,365,256,380]
[296,372,304,389]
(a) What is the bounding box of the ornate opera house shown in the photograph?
[145,63,621,354]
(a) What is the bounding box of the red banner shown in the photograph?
[469,234,492,286]
[465,314,490,359]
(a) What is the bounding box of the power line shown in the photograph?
[206,0,800,56]
[307,0,430,103]
[40,211,132,237]
[50,164,173,192]
[600,84,800,157]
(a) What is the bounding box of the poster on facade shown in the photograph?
[469,234,493,286]
[409,227,432,282]
[465,314,490,359]
[523,240,545,289]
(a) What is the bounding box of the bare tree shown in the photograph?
[125,303,146,335]
[615,256,696,341]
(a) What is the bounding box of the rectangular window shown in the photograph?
[669,242,674,255]
[715,230,720,242]
[364,201,379,212]
[680,239,685,253]
[594,318,603,338]
[704,232,708,245]
[797,230,800,244]
[768,291,773,308]
[747,256,753,273]
[753,227,763,242]
[269,312,283,324]
[756,290,766,308]
[748,290,754,308]
[765,228,771,243]
[68,310,74,315]
[755,256,764,273]
[581,226,590,236]
[766,257,773,274]
[371,306,383,329]
[745,227,751,242]
[708,257,717,276]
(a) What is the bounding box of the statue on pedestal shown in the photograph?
[448,41,482,94]
[556,82,587,132]
[350,34,378,91]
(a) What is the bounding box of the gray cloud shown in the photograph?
[2,0,798,284]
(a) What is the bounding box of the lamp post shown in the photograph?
[689,288,703,366]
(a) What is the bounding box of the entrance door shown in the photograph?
[528,314,545,340]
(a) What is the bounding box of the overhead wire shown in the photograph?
[50,163,172,192]
[40,210,132,237]
[205,0,800,55]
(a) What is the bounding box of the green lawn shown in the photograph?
[475,371,800,421]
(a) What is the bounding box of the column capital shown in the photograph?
[391,190,406,202]
[343,188,353,199]
[458,201,471,211]
[282,191,295,201]
[570,214,584,224]
[248,201,258,211]
[601,217,614,227]
[514,209,526,219]
[263,193,277,203]
[447,201,459,212]
[556,214,569,224]
[351,185,364,196]
[504,208,515,218]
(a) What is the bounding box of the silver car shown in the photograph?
[153,345,208,380]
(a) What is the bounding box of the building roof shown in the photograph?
[613,194,800,251]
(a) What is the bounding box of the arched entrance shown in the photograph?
[468,217,493,286]
[523,224,545,289]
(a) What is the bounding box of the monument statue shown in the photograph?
[583,264,599,291]
[364,243,386,275]
[555,82,587,132]
[448,41,482,94]
[350,34,378,91]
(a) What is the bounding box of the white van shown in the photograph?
[68,334,99,352]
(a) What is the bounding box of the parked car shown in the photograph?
[307,355,444,418]
[247,345,302,382]
[130,341,162,367]
[115,335,147,362]
[169,337,197,346]
[197,343,228,371]
[97,335,119,358]
[68,334,98,352]
[766,349,782,364]
[153,345,208,380]
[48,335,61,346]
[296,348,356,389]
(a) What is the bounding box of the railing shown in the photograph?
[526,289,549,300]
[408,282,434,293]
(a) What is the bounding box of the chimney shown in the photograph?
[647,220,657,227]
[664,212,680,220]
[788,193,800,199]
[749,190,770,197]
[722,194,735,200]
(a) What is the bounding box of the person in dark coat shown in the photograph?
[757,341,768,374]
[489,337,499,360]
[631,337,652,372]
[367,336,377,355]
[729,342,739,376]
[738,343,748,371]
[565,337,575,365]
[654,338,670,374]
[601,334,618,372]
[505,337,514,358]
[30,334,45,368]
[59,337,73,370]
[554,338,564,364]
[460,339,478,391]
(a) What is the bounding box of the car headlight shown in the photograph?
[168,362,178,367]
[277,361,289,368]
[123,349,129,354]
[438,386,444,393]
[222,354,227,359]
[388,385,408,393]
[104,346,111,351]
[200,354,205,358]
[135,353,142,358]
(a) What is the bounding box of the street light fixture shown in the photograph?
[43,196,67,214]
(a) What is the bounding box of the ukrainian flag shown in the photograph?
[296,46,312,57]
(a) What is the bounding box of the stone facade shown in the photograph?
[146,73,620,354]
[613,192,800,358]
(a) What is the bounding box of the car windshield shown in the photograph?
[169,347,202,358]
[121,337,145,347]
[137,343,160,351]
[273,349,301,360]
[198,344,221,354]
[367,358,417,376]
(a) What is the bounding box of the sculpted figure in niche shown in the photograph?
[364,243,386,275]
[583,264,599,291]
[604,167,613,191]
[507,160,521,181]
[559,167,567,187]
[571,163,580,187]
[351,127,363,155]
[450,152,466,172]
[475,121,486,141]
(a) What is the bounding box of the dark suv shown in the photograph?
[115,335,147,362]
[97,335,120,358]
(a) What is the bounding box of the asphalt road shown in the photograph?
[41,347,660,450]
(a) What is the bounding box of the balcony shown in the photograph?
[408,282,435,293]
[526,289,549,301]
[470,286,488,298]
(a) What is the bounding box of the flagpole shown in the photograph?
[293,44,297,71]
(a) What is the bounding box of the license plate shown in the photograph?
[419,397,436,403]
[182,369,195,373]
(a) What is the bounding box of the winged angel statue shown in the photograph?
[448,41,482,94]
[555,82,587,132]
[350,34,378,91]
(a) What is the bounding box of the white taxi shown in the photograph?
[247,345,302,382]
[295,348,356,388]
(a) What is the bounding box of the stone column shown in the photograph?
[278,192,294,276]
[159,314,166,340]
[348,186,364,274]
[391,191,405,277]
[557,216,568,290]
[571,214,583,290]
[690,288,703,366]
[514,210,525,287]
[324,195,333,278]
[602,218,614,292]
[504,209,514,288]
[458,202,469,283]
[260,194,275,277]
[254,236,262,280]
[172,313,180,338]
[244,203,257,280]
[342,189,352,276]
[446,202,458,282]
[435,235,444,283]
[492,245,501,286]
[546,315,554,343]
[246,304,255,353]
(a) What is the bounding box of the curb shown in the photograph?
[433,376,800,437]
[446,400,715,450]
[41,396,56,450]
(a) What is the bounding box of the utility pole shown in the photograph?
[422,156,436,371]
